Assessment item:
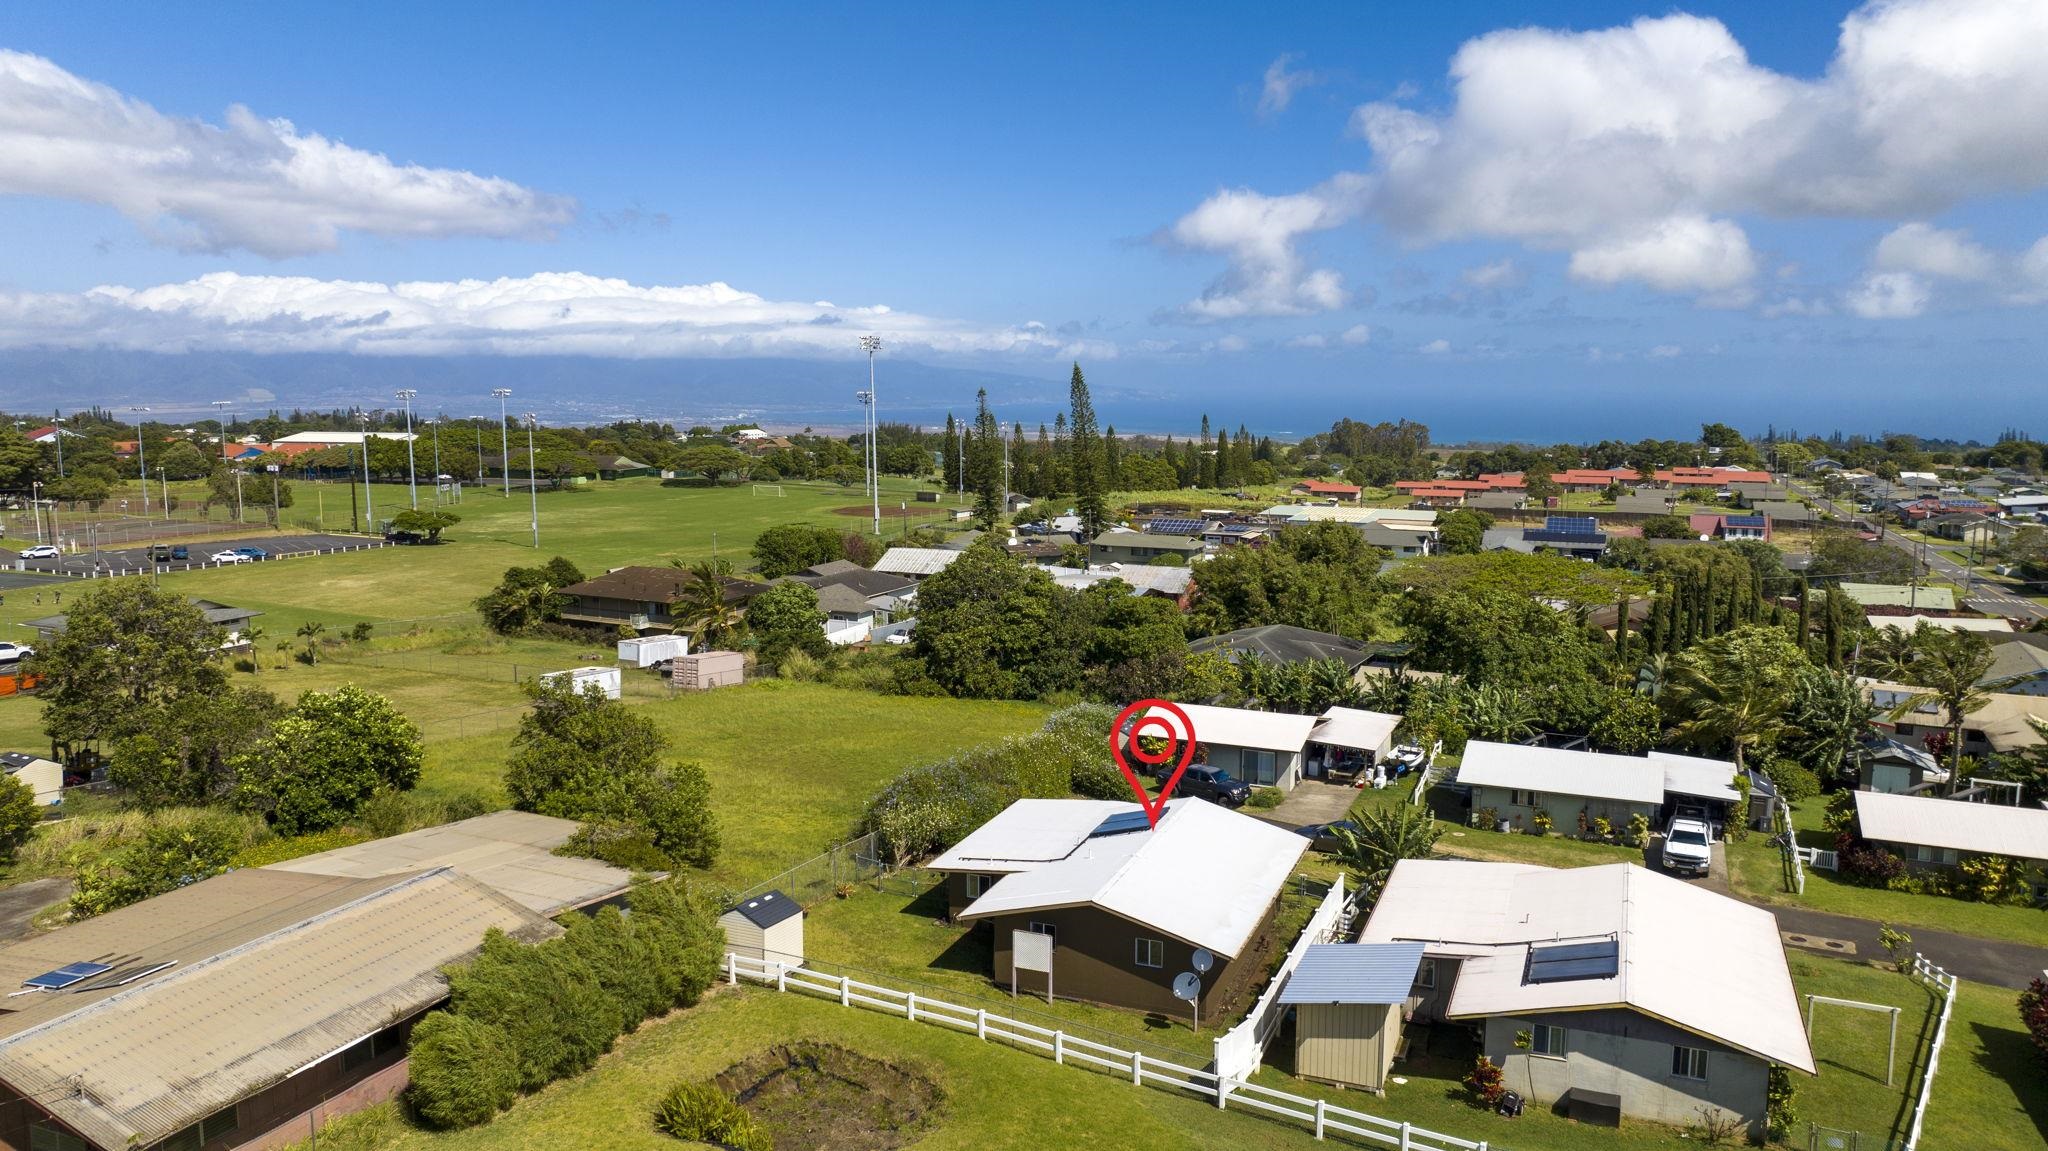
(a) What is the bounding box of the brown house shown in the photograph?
[559,565,768,634]
[932,798,1308,1015]
[0,867,556,1151]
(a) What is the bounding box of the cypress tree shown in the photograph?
[1198,414,1216,488]
[1644,581,1665,655]
[1614,595,1631,663]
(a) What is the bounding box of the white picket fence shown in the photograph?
[1900,953,1958,1151]
[1214,874,1351,1081]
[724,951,1497,1150]
[1794,846,1839,872]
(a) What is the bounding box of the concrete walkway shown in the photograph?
[0,877,70,942]
[1253,779,1361,830]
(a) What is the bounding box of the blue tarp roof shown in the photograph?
[1278,942,1425,1006]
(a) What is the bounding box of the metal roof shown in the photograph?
[1867,614,2013,634]
[1837,583,1957,610]
[1187,624,1371,668]
[1279,943,1425,1005]
[871,547,963,577]
[1854,791,2048,860]
[929,799,1138,872]
[1310,708,1403,754]
[1455,741,1666,805]
[1142,702,1321,753]
[265,810,636,916]
[1646,752,1743,804]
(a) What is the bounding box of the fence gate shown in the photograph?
[1808,1122,1860,1151]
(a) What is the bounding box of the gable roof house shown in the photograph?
[1361,859,1812,1135]
[1087,531,1205,566]
[0,868,556,1151]
[1141,702,1323,791]
[1687,513,1772,541]
[1188,624,1374,671]
[935,798,1308,1015]
[1614,491,1675,515]
[1289,479,1363,503]
[1042,563,1196,608]
[1982,636,2048,697]
[558,566,768,634]
[871,547,965,580]
[1454,741,1741,833]
[1852,790,2048,871]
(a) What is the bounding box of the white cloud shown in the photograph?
[1340,322,1371,345]
[1418,338,1450,354]
[1257,54,1320,117]
[1843,271,1931,319]
[1286,323,1371,350]
[0,271,1091,358]
[1873,222,1998,281]
[1342,0,2048,296]
[2018,237,2048,303]
[1285,333,1326,349]
[1165,173,1368,320]
[1761,296,1833,318]
[1648,344,1683,358]
[0,50,574,257]
[1460,258,1522,288]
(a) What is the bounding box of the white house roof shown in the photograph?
[1454,741,1666,806]
[1867,614,2014,634]
[1142,702,1320,753]
[1261,505,1439,528]
[1646,752,1742,805]
[928,799,1136,873]
[1836,583,1957,611]
[1853,791,2048,861]
[1042,564,1195,597]
[955,799,1309,958]
[872,547,963,577]
[271,430,415,445]
[1310,707,1403,754]
[1361,860,1814,1073]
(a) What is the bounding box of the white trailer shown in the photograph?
[618,634,688,668]
[540,665,622,700]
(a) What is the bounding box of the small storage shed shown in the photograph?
[1281,942,1425,1094]
[540,665,622,700]
[672,651,744,690]
[618,634,688,668]
[0,752,62,806]
[719,889,803,966]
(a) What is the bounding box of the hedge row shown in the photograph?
[862,704,1123,861]
[407,881,723,1129]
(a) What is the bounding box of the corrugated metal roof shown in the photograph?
[1310,708,1402,754]
[1838,583,1957,610]
[0,868,556,1150]
[1455,741,1666,805]
[1142,702,1320,753]
[1279,943,1425,1005]
[1854,791,2048,859]
[929,799,1136,872]
[872,547,963,576]
[264,810,636,915]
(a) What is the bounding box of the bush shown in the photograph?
[1838,841,1907,887]
[1464,1054,1506,1105]
[653,1081,770,1150]
[446,929,622,1091]
[1762,756,1821,802]
[1246,788,1286,810]
[1765,1066,1797,1141]
[0,775,39,864]
[2020,977,2048,1064]
[407,1013,519,1129]
[559,822,674,872]
[69,812,253,919]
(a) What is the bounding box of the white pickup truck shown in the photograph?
[1662,812,1713,877]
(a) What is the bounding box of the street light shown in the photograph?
[130,407,150,514]
[395,389,420,508]
[524,413,541,549]
[492,389,513,496]
[860,334,882,535]
[358,412,375,534]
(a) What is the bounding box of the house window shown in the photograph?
[1509,789,1541,808]
[1416,958,1437,990]
[965,873,996,898]
[1529,1024,1566,1057]
[1911,845,1959,866]
[1135,938,1165,968]
[29,1124,89,1151]
[1243,749,1277,786]
[1027,922,1056,939]
[1672,1045,1709,1081]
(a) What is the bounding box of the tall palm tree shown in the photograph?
[1861,625,1919,680]
[671,559,745,649]
[1887,625,1995,790]
[1331,805,1443,903]
[1664,628,1801,771]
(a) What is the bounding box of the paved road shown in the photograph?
[1,533,387,579]
[0,878,70,942]
[1790,479,2045,624]
[1768,901,2048,989]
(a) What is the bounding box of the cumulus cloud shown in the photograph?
[1257,54,1320,117]
[1844,271,1931,319]
[0,271,1095,358]
[1418,338,1450,354]
[1285,323,1371,351]
[0,50,575,257]
[1873,223,1998,281]
[1460,259,1522,289]
[1164,173,1368,320]
[1340,322,1371,345]
[1649,344,1683,358]
[1343,0,2048,297]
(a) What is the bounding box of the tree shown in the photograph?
[1640,514,1696,540]
[1886,625,1996,787]
[1664,626,1808,770]
[475,557,586,634]
[0,423,41,489]
[970,389,1003,529]
[751,523,845,578]
[392,508,462,542]
[1068,365,1108,536]
[235,686,425,834]
[676,444,750,479]
[69,814,245,918]
[1330,805,1442,901]
[155,441,213,481]
[296,621,326,665]
[32,582,228,751]
[407,1012,520,1129]
[2019,976,2048,1064]
[911,537,1078,699]
[1436,508,1493,555]
[109,687,283,808]
[1808,530,1917,585]
[671,559,746,648]
[1781,666,1877,785]
[746,582,828,670]
[0,776,37,864]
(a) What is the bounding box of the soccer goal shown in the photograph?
[750,484,785,497]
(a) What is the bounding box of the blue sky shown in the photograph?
[1,1,2045,440]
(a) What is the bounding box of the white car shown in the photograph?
[210,550,252,564]
[17,544,60,560]
[0,642,31,662]
[1662,815,1714,877]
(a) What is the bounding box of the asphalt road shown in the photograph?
[1790,480,2045,624]
[1,533,386,578]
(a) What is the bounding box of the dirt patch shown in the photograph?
[714,1042,944,1151]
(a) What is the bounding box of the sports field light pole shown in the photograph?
[129,407,151,514]
[492,389,513,495]
[426,419,443,506]
[210,400,232,471]
[394,390,420,508]
[357,413,376,534]
[860,334,882,535]
[524,413,540,549]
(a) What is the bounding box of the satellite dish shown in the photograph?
[1172,971,1201,1002]
[1191,948,1215,974]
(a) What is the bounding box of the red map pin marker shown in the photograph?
[1110,699,1196,828]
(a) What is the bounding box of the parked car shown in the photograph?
[18,544,60,560]
[1662,813,1714,877]
[385,529,424,545]
[0,642,33,662]
[1294,820,1361,853]
[172,544,189,560]
[1158,763,1251,808]
[210,550,251,564]
[232,547,268,560]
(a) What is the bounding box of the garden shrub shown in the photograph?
[2019,977,2048,1063]
[1837,842,1907,887]
[407,1013,519,1129]
[1954,854,2034,904]
[558,822,674,872]
[653,1081,770,1150]
[1246,788,1286,810]
[1762,756,1821,802]
[1464,1054,1506,1105]
[1765,1066,1796,1141]
[445,929,622,1091]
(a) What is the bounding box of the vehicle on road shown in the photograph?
[1158,763,1251,808]
[0,642,33,662]
[232,547,269,560]
[385,529,424,545]
[1662,812,1713,877]
[18,544,60,560]
[1294,820,1361,853]
[210,550,251,564]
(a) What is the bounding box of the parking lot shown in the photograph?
[1,533,389,577]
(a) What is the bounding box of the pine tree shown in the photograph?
[971,389,1002,529]
[1050,412,1070,495]
[941,413,961,493]
[1198,415,1216,487]
[1102,424,1121,490]
[1067,365,1108,536]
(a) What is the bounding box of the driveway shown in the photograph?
[1646,837,1728,892]
[1253,780,1362,830]
[1764,902,2048,989]
[0,878,71,941]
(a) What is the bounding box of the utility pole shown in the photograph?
[233,469,244,522]
[357,413,375,534]
[160,469,170,520]
[493,389,513,496]
[211,400,232,473]
[52,414,64,478]
[525,413,541,549]
[348,445,360,533]
[130,407,151,513]
[395,390,420,508]
[861,335,882,535]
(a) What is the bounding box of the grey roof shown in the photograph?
[872,547,963,577]
[1481,527,1538,554]
[799,560,864,579]
[1753,500,1817,521]
[23,598,258,635]
[1983,638,2048,688]
[1189,624,1371,669]
[1279,942,1426,1006]
[814,583,878,616]
[727,890,801,929]
[1090,531,1203,550]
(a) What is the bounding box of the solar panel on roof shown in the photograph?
[1545,515,1598,534]
[23,961,112,990]
[1090,811,1153,838]
[1146,517,1205,536]
[1525,939,1618,984]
